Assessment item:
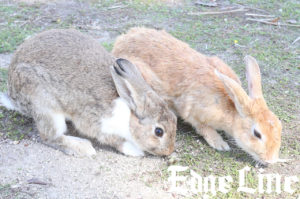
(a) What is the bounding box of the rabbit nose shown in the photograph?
[165,145,175,156]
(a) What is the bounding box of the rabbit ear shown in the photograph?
[245,55,263,99]
[110,58,152,118]
[215,70,251,117]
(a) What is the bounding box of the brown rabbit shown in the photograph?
[112,27,282,164]
[0,29,177,157]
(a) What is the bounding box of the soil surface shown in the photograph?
[0,138,173,199]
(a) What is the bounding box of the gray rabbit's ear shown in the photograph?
[110,58,152,118]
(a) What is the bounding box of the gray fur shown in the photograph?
[4,29,176,156]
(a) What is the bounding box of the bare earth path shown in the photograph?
[0,138,174,199]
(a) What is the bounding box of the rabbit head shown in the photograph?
[215,56,282,164]
[111,58,177,156]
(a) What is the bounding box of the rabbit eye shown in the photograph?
[155,127,164,137]
[254,129,261,139]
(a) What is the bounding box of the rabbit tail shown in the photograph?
[0,92,17,111]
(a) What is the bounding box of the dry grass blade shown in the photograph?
[245,13,275,18]
[189,7,248,15]
[292,36,300,45]
[246,18,300,27]
[195,1,218,7]
[106,5,128,10]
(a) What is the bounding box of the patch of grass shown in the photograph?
[92,0,120,9]
[0,107,33,141]
[0,26,36,53]
[0,68,8,92]
[0,183,12,196]
[128,0,170,12]
[6,130,24,141]
[0,5,40,53]
[101,41,114,52]
[229,0,300,20]
[0,3,78,53]
[0,182,33,199]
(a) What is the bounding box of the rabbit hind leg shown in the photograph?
[34,111,96,157]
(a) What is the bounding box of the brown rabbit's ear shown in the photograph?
[110,58,152,118]
[245,55,263,99]
[215,70,251,117]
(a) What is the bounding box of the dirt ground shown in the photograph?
[0,0,299,198]
[0,138,174,199]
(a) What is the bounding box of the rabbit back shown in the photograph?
[8,29,118,116]
[113,27,241,99]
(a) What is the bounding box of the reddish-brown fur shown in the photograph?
[113,27,282,164]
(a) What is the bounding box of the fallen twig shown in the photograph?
[195,1,218,7]
[245,13,275,18]
[243,6,270,14]
[234,43,246,48]
[85,25,102,30]
[246,18,300,27]
[106,4,128,10]
[292,36,300,45]
[189,7,248,15]
[28,178,47,185]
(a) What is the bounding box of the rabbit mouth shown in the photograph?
[249,152,273,166]
[149,148,174,157]
[146,147,173,156]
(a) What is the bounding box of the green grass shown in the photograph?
[0,3,76,53]
[0,183,12,197]
[0,182,33,199]
[0,5,40,53]
[229,0,300,20]
[0,68,8,92]
[0,68,32,141]
[101,41,114,52]
[0,26,36,53]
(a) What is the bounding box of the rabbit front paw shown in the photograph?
[121,141,144,156]
[57,135,97,157]
[206,137,231,151]
[199,127,231,151]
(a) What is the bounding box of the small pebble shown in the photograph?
[13,140,20,145]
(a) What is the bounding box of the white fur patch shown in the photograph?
[0,93,15,110]
[50,112,67,138]
[122,141,144,156]
[101,98,132,142]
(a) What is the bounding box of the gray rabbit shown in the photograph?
[0,29,177,157]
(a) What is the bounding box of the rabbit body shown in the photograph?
[113,27,282,164]
[2,29,176,157]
